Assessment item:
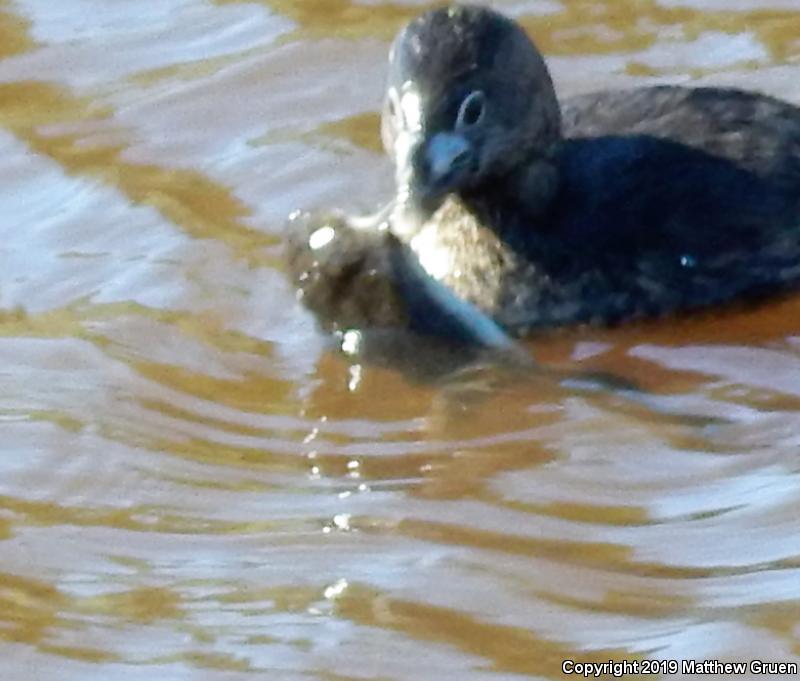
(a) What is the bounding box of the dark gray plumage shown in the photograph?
[287,4,800,344]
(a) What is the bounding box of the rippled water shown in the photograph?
[2,1,800,679]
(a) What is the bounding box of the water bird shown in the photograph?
[287,4,800,347]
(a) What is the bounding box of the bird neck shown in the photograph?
[389,144,563,240]
[459,145,562,228]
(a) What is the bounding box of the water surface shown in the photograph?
[1,1,800,679]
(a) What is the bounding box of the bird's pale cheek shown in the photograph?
[390,132,429,233]
[393,131,419,189]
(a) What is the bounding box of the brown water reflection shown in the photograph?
[1,0,800,679]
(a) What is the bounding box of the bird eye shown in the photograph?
[456,90,486,128]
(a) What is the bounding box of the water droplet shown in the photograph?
[348,364,362,392]
[333,513,351,531]
[323,578,349,600]
[309,225,335,250]
[341,329,362,355]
